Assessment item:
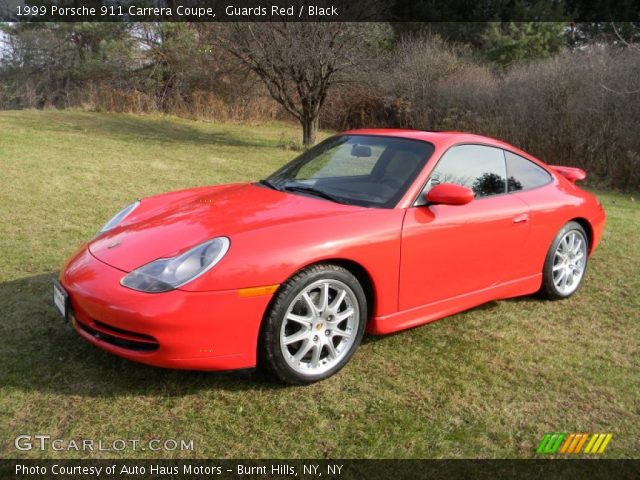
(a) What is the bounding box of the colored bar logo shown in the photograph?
[536,433,613,455]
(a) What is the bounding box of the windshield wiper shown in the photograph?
[282,185,350,205]
[258,179,280,191]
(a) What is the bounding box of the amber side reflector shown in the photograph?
[237,284,280,297]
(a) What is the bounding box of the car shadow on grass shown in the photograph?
[0,273,287,398]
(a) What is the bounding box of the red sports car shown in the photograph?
[55,130,606,384]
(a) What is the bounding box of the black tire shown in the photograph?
[259,264,367,385]
[540,221,589,300]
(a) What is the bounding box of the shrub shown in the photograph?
[326,38,640,190]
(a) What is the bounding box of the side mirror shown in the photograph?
[425,183,475,206]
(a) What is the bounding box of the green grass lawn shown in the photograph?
[0,110,638,459]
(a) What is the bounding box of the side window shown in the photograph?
[505,151,552,192]
[427,145,506,198]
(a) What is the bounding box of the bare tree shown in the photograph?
[212,22,386,147]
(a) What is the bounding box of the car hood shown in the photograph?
[89,183,362,272]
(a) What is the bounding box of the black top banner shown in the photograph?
[0,0,639,22]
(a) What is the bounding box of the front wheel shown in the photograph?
[540,221,589,299]
[259,264,367,384]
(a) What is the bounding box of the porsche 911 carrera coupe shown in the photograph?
[55,130,606,384]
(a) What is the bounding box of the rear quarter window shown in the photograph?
[505,151,552,192]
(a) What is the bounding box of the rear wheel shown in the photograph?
[540,221,589,299]
[259,264,367,384]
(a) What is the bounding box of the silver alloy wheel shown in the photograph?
[279,279,359,376]
[552,230,587,296]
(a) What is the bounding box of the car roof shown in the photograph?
[341,129,516,151]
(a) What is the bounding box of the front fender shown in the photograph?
[180,208,405,318]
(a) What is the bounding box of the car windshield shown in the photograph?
[262,135,434,208]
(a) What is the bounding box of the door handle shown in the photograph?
[513,214,529,224]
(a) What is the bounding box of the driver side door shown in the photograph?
[399,144,530,311]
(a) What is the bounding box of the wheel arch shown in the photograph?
[317,258,376,319]
[282,258,375,322]
[569,217,594,254]
[258,258,376,334]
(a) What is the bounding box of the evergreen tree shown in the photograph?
[481,22,568,66]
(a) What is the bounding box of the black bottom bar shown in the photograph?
[2,459,639,480]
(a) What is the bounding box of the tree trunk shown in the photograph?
[301,115,319,148]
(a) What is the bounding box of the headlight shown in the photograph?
[98,201,140,234]
[120,237,230,293]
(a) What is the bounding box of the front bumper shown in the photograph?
[60,247,273,370]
